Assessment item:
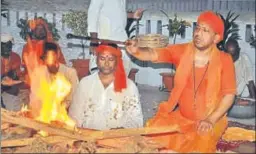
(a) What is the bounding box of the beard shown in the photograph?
[35,34,46,40]
[194,41,213,51]
[195,45,211,51]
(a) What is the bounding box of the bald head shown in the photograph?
[225,39,240,62]
[1,34,14,58]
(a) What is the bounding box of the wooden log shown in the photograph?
[1,108,180,143]
[96,136,164,149]
[86,125,180,140]
[1,136,74,148]
[1,108,92,141]
[1,122,12,130]
[1,135,163,150]
[1,135,124,149]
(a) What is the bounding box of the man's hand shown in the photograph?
[125,39,139,55]
[197,119,214,135]
[197,94,235,135]
[133,8,144,20]
[1,77,22,86]
[125,39,158,62]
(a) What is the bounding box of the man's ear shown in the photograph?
[213,34,221,44]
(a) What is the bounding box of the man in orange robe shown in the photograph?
[126,11,236,153]
[22,18,66,85]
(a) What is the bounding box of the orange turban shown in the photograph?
[197,11,224,42]
[28,18,53,41]
[96,45,127,92]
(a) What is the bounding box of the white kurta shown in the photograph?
[87,0,132,75]
[87,0,127,42]
[68,73,143,130]
[235,52,254,97]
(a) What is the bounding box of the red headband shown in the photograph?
[96,45,127,92]
[197,11,224,42]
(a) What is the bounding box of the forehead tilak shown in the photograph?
[98,51,117,57]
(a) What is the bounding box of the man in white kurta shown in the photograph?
[87,0,143,75]
[69,73,143,130]
[225,39,255,98]
[69,44,143,130]
[234,52,254,97]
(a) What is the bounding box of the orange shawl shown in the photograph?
[161,42,222,118]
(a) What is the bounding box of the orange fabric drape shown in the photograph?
[22,18,66,67]
[22,40,66,66]
[146,43,236,153]
[147,111,228,153]
[22,18,66,86]
[155,43,222,118]
[1,52,21,76]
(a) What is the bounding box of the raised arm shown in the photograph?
[126,39,185,65]
[125,39,159,62]
[127,8,144,19]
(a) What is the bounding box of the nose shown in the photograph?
[194,32,201,41]
[104,60,110,66]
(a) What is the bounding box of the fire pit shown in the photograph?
[2,37,180,153]
[1,108,181,153]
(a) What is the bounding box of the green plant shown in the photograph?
[217,11,240,51]
[17,17,60,41]
[62,11,88,36]
[161,11,191,44]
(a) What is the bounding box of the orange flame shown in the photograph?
[23,36,76,136]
